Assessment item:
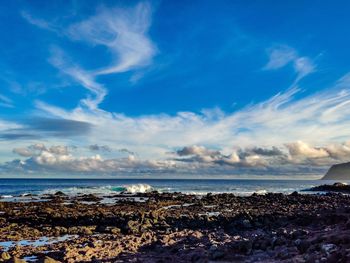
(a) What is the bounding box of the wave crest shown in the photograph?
[113,184,153,193]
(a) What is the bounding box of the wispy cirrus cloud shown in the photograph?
[67,2,156,75]
[21,10,58,32]
[0,93,14,108]
[48,47,107,109]
[22,2,156,110]
[55,2,155,109]
[264,45,315,83]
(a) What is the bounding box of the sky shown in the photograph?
[1,0,350,178]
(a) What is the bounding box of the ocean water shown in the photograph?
[0,178,345,197]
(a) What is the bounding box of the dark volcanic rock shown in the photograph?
[1,192,350,262]
[308,182,350,193]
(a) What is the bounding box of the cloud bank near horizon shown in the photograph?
[1,139,349,177]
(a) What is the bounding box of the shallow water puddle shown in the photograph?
[0,235,77,251]
[162,203,195,209]
[23,255,38,262]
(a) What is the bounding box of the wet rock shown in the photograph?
[308,183,350,193]
[208,245,225,260]
[78,194,102,202]
[277,248,290,260]
[242,219,252,229]
[321,243,337,256]
[290,191,299,196]
[294,239,310,253]
[237,240,252,254]
[54,191,66,196]
[291,229,309,239]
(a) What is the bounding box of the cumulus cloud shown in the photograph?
[284,141,350,166]
[174,140,350,171]
[3,139,350,176]
[286,141,329,159]
[175,145,271,168]
[13,147,33,157]
[89,144,111,152]
[176,145,220,157]
[6,143,176,175]
[13,144,70,157]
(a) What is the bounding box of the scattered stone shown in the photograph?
[1,252,11,260]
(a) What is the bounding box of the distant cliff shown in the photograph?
[322,162,350,180]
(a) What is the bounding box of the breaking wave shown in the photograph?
[112,184,153,193]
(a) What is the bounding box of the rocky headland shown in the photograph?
[0,191,350,262]
[322,162,350,180]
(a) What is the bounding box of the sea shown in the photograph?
[0,178,345,198]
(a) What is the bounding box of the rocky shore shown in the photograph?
[1,191,350,262]
[308,182,350,194]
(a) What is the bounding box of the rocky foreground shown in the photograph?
[1,191,350,262]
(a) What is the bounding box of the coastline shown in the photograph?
[1,190,350,262]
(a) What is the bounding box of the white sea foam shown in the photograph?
[123,184,153,193]
[255,189,267,195]
[0,195,13,198]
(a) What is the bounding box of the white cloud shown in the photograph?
[264,45,296,70]
[13,147,33,157]
[24,2,156,110]
[4,138,350,176]
[264,45,315,82]
[7,143,177,174]
[21,11,58,32]
[67,2,156,75]
[0,120,22,131]
[286,141,329,159]
[48,47,107,109]
[13,144,69,157]
[33,72,350,163]
[176,145,220,157]
[0,93,14,108]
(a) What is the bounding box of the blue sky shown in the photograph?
[1,0,350,178]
